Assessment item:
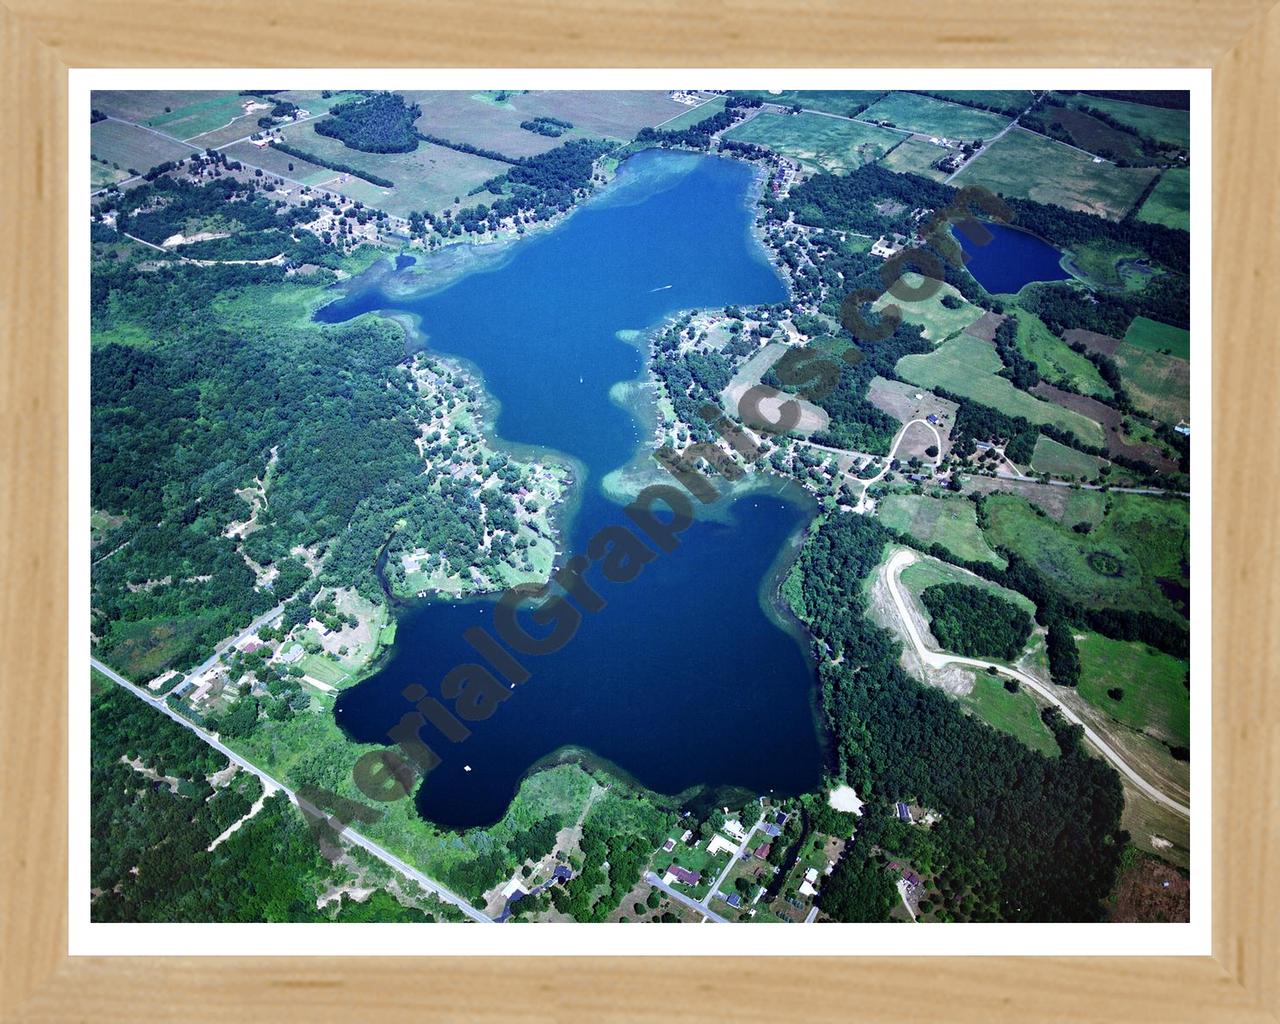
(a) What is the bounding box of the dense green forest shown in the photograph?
[90,682,449,922]
[90,180,512,677]
[920,582,1034,661]
[793,515,1126,921]
[315,91,422,153]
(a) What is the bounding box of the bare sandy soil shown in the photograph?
[721,342,829,436]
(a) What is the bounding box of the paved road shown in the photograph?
[881,549,1190,818]
[702,810,766,906]
[90,656,494,923]
[644,873,728,923]
[183,604,286,685]
[944,92,1045,184]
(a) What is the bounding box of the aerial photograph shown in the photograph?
[87,85,1193,927]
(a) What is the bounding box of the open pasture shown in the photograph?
[953,128,1156,221]
[1029,435,1107,481]
[1076,632,1190,748]
[144,93,261,140]
[221,142,338,188]
[1124,315,1191,359]
[1037,105,1145,161]
[877,137,955,181]
[90,119,195,177]
[877,493,1005,566]
[871,272,984,343]
[404,91,587,159]
[961,476,1107,528]
[961,673,1059,757]
[275,122,510,217]
[919,90,1037,116]
[866,376,958,427]
[1065,93,1190,149]
[92,90,234,123]
[656,95,727,131]
[1012,308,1112,398]
[1028,380,1179,473]
[1111,344,1190,424]
[1135,168,1190,232]
[980,491,1189,620]
[506,90,687,140]
[741,90,888,116]
[896,333,1106,447]
[722,111,903,173]
[860,91,1012,139]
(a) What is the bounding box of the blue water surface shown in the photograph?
[954,220,1072,294]
[318,151,826,829]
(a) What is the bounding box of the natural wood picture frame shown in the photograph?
[2,1,1276,1019]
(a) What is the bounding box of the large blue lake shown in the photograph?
[317,150,825,830]
[954,220,1071,294]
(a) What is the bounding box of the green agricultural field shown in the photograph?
[1033,105,1144,162]
[1111,344,1190,424]
[506,90,687,140]
[961,673,1059,757]
[1124,316,1191,359]
[877,493,1006,566]
[1012,309,1112,397]
[878,137,955,181]
[655,95,727,131]
[143,93,255,140]
[979,491,1189,620]
[871,272,984,342]
[403,90,595,159]
[1077,633,1190,747]
[274,122,511,217]
[1135,168,1190,231]
[896,333,1106,447]
[734,90,888,117]
[921,90,1038,116]
[92,90,235,123]
[90,119,195,177]
[220,141,337,187]
[722,111,903,174]
[899,556,1036,617]
[952,128,1157,221]
[860,91,1012,139]
[91,158,129,190]
[1065,94,1189,149]
[1029,436,1107,481]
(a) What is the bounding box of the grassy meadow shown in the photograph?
[90,119,194,177]
[979,492,1189,620]
[1135,168,1191,231]
[1077,633,1190,747]
[895,333,1107,447]
[1029,436,1107,481]
[722,111,904,173]
[871,272,984,343]
[1124,316,1191,359]
[1064,94,1189,149]
[877,493,1006,566]
[952,128,1157,221]
[860,92,1013,139]
[961,673,1059,757]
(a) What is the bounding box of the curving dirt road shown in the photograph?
[882,548,1190,818]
